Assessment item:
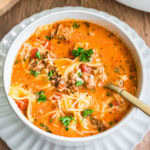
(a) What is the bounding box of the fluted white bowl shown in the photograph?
[2,7,148,147]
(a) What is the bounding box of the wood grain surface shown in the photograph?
[0,0,149,150]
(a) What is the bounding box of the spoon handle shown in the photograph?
[105,83,150,116]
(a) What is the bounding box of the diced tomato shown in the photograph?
[80,64,92,73]
[30,48,38,58]
[16,99,28,111]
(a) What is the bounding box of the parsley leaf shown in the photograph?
[106,92,111,96]
[65,127,69,131]
[45,36,52,40]
[114,67,120,73]
[49,119,53,123]
[82,109,94,118]
[48,70,55,79]
[72,47,94,63]
[108,103,113,108]
[40,123,44,127]
[30,70,40,77]
[59,116,73,127]
[72,22,80,28]
[109,121,113,125]
[35,51,41,60]
[75,81,83,86]
[78,72,82,77]
[15,60,19,64]
[36,91,47,102]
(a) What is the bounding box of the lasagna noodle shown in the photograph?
[9,85,35,122]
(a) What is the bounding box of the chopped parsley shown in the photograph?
[72,47,94,63]
[114,67,120,73]
[59,116,73,127]
[98,127,101,132]
[48,70,55,79]
[40,123,44,127]
[30,70,40,77]
[75,81,83,86]
[106,92,111,96]
[91,89,95,93]
[49,119,53,123]
[35,51,41,60]
[36,91,47,102]
[109,121,113,125]
[45,125,49,130]
[15,60,19,64]
[78,72,82,77]
[72,22,80,28]
[45,36,52,40]
[108,103,113,108]
[47,130,52,133]
[65,127,69,131]
[82,109,94,118]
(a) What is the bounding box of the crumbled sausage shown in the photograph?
[57,78,66,92]
[82,73,95,89]
[91,118,106,131]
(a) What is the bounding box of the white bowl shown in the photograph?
[3,7,144,146]
[116,0,150,12]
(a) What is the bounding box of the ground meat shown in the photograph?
[29,58,45,72]
[57,78,66,92]
[66,72,80,93]
[29,58,38,68]
[52,92,62,100]
[91,118,106,131]
[82,73,95,89]
[49,70,61,87]
[29,51,54,72]
[56,24,73,41]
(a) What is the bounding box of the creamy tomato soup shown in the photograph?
[9,20,137,137]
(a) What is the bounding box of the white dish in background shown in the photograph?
[116,0,150,12]
[0,7,150,150]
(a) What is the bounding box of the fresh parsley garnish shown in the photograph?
[45,36,52,40]
[47,130,52,133]
[48,70,55,79]
[72,22,80,28]
[72,47,94,63]
[30,70,40,77]
[78,72,82,77]
[40,123,44,127]
[35,51,41,60]
[65,127,69,131]
[98,127,101,132]
[106,92,111,96]
[49,119,53,123]
[36,91,47,102]
[75,81,83,86]
[114,67,120,73]
[108,103,113,108]
[82,109,94,118]
[109,121,113,125]
[15,60,19,64]
[59,116,73,127]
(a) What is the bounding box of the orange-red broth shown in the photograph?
[11,20,137,137]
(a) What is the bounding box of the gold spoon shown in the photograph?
[105,82,150,116]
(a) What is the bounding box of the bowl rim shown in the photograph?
[3,7,144,143]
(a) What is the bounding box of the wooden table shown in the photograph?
[0,0,149,149]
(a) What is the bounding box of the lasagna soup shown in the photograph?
[9,20,137,137]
